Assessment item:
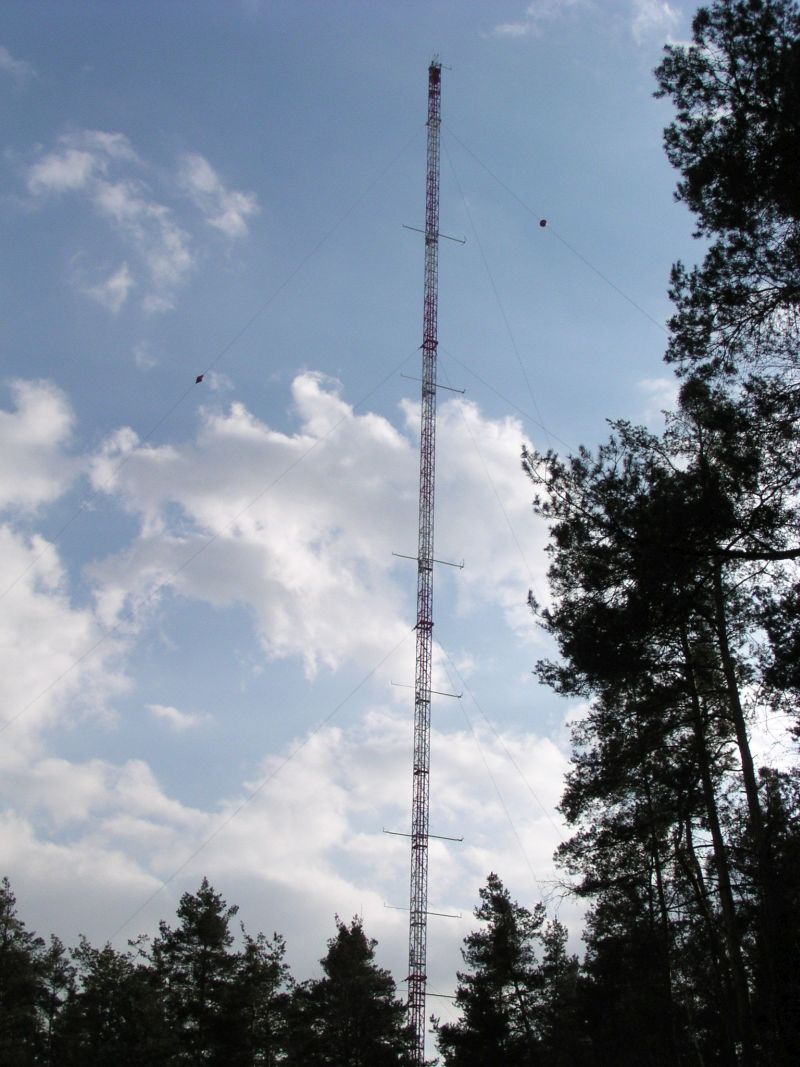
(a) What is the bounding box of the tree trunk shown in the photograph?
[681,624,753,1065]
[710,560,783,1059]
[641,772,684,1065]
[710,562,763,840]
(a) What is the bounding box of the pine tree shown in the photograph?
[286,916,414,1067]
[37,935,74,1066]
[533,919,584,1067]
[147,878,240,1065]
[654,0,800,380]
[435,874,545,1066]
[225,928,291,1067]
[0,878,44,1066]
[524,381,800,1062]
[57,937,170,1066]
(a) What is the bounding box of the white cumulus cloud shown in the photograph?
[133,341,158,370]
[147,703,210,732]
[493,0,586,39]
[86,372,545,677]
[178,153,259,237]
[0,525,131,754]
[630,0,681,44]
[84,261,135,312]
[25,131,254,314]
[27,130,139,196]
[493,1,683,45]
[0,44,35,87]
[637,375,678,425]
[0,379,78,512]
[91,176,194,301]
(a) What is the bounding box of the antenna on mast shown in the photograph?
[407,56,443,1065]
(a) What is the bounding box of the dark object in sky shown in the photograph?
[539,219,547,227]
[195,374,204,384]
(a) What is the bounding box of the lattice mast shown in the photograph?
[408,57,442,1065]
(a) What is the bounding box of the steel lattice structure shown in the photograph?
[408,58,442,1066]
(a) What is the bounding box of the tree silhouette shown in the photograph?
[286,916,414,1067]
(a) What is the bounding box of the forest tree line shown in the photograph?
[0,875,417,1066]
[3,1,800,1064]
[507,0,799,1063]
[441,0,800,1063]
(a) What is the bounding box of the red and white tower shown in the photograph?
[407,57,442,1065]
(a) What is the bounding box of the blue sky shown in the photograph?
[0,0,735,1047]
